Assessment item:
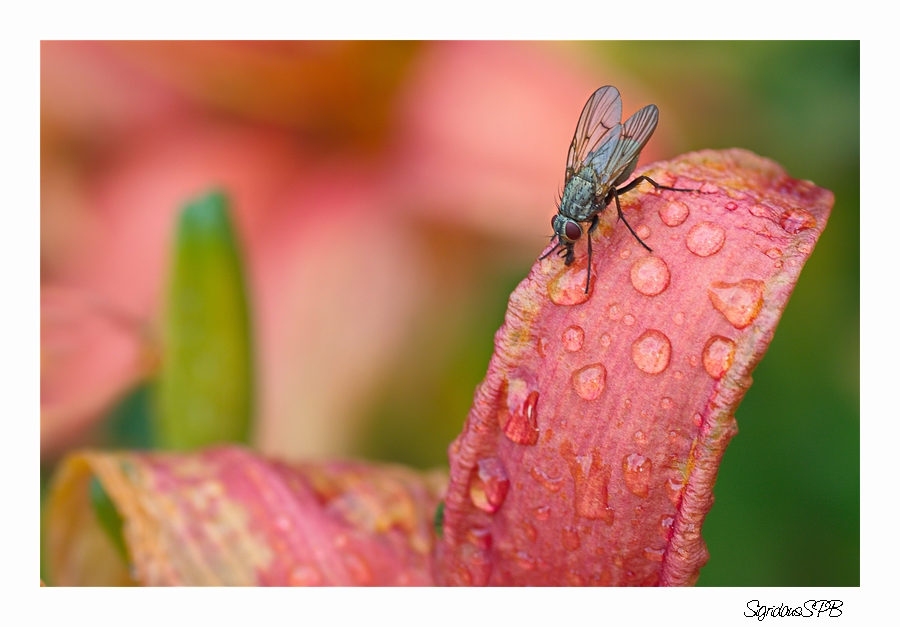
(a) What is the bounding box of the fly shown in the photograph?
[543,85,697,293]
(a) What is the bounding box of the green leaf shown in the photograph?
[89,476,128,563]
[158,190,253,449]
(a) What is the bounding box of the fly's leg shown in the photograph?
[616,175,698,196]
[539,235,560,261]
[613,188,652,253]
[584,214,599,294]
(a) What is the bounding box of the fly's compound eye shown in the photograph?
[564,221,582,242]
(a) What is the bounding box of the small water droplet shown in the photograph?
[470,457,510,513]
[530,466,563,492]
[702,335,736,380]
[630,256,670,296]
[692,412,703,428]
[607,303,622,321]
[685,221,726,257]
[623,314,635,326]
[533,505,551,521]
[548,257,593,305]
[460,545,492,585]
[636,224,651,239]
[643,547,666,562]
[572,363,607,400]
[522,521,538,543]
[797,241,812,255]
[619,247,632,260]
[560,441,614,523]
[661,397,673,409]
[562,527,581,551]
[699,182,719,194]
[515,552,536,570]
[659,201,689,226]
[498,378,540,446]
[536,337,547,358]
[688,355,699,368]
[673,370,684,380]
[659,515,675,540]
[600,333,611,347]
[288,564,323,586]
[725,201,738,211]
[467,527,493,550]
[633,430,646,445]
[749,203,777,220]
[673,311,685,326]
[631,329,672,374]
[623,453,652,497]
[765,247,782,259]
[708,279,765,329]
[562,325,585,352]
[665,477,685,506]
[624,398,633,410]
[780,208,816,233]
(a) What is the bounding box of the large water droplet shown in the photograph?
[562,527,581,551]
[560,441,614,523]
[530,466,563,492]
[572,363,607,400]
[702,335,736,379]
[707,279,765,329]
[622,453,652,497]
[659,201,689,226]
[548,257,592,305]
[630,256,670,296]
[685,221,726,257]
[631,329,672,374]
[780,208,816,233]
[498,377,540,446]
[470,457,510,513]
[562,325,585,351]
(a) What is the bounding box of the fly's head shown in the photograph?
[551,214,581,266]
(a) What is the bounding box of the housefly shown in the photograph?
[543,85,696,293]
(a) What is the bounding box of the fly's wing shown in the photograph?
[594,103,659,189]
[565,86,623,183]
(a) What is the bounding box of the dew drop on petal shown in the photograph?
[707,279,765,329]
[780,208,816,233]
[659,201,689,226]
[631,329,672,374]
[498,377,540,445]
[659,515,676,540]
[600,333,611,347]
[608,303,622,321]
[692,412,703,427]
[725,201,738,211]
[619,247,632,260]
[685,221,726,257]
[522,521,538,543]
[643,547,666,562]
[562,325,585,351]
[562,527,581,551]
[530,466,563,493]
[470,457,510,513]
[673,311,685,326]
[630,255,671,296]
[533,505,551,521]
[623,314,635,326]
[548,257,593,305]
[661,397,673,409]
[699,182,719,194]
[765,247,783,259]
[623,453,653,497]
[666,477,686,506]
[467,527,493,550]
[560,441,614,523]
[572,363,607,400]
[702,335,736,379]
[636,224,651,239]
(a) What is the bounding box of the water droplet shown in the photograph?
[530,466,563,492]
[702,335,736,380]
[624,398,633,410]
[343,552,373,585]
[665,477,685,506]
[498,378,540,446]
[622,453,652,497]
[636,224,651,239]
[630,255,670,296]
[643,547,666,562]
[692,412,702,428]
[607,303,622,321]
[780,208,816,233]
[533,505,551,521]
[562,527,581,551]
[661,397,673,409]
[633,430,645,444]
[460,545,492,585]
[725,201,738,211]
[619,247,632,260]
[522,521,538,543]
[624,314,636,326]
[467,527,493,550]
[600,333,611,347]
[797,241,812,255]
[765,247,782,259]
[548,257,592,305]
[572,363,607,400]
[631,329,671,374]
[749,203,777,220]
[562,325,585,352]
[515,552,536,570]
[536,337,547,358]
[659,515,675,540]
[707,279,765,329]
[659,201,689,226]
[470,457,510,513]
[673,311,685,326]
[685,221,726,257]
[288,564,323,586]
[688,355,699,368]
[560,441,614,523]
[699,182,719,194]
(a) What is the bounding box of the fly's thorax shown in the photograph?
[561,167,600,221]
